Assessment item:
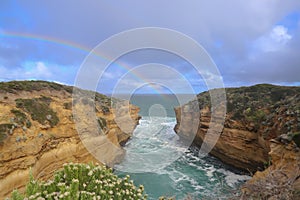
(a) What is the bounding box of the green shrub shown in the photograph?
[0,123,13,144]
[0,132,8,144]
[10,109,32,128]
[63,102,72,110]
[101,106,110,114]
[97,117,107,130]
[15,97,59,127]
[8,163,147,200]
[11,109,26,124]
[292,132,300,147]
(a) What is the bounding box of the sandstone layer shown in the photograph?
[174,84,300,172]
[242,134,300,199]
[0,81,140,198]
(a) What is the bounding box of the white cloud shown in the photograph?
[253,25,292,53]
[270,26,292,43]
[25,61,52,78]
[0,61,75,82]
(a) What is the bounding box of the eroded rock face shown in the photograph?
[242,136,300,199]
[174,84,300,172]
[174,106,268,172]
[0,81,140,198]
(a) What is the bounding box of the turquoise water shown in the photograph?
[115,94,250,199]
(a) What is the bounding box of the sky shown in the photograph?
[0,0,300,94]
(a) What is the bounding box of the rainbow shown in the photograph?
[1,30,128,66]
[0,31,195,95]
[1,30,136,78]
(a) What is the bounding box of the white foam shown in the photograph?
[217,168,251,187]
[117,116,250,198]
[206,166,216,177]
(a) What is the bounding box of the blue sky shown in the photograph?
[0,0,300,94]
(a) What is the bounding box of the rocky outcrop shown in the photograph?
[174,84,300,172]
[241,133,300,199]
[0,81,140,198]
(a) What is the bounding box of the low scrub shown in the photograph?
[8,163,147,200]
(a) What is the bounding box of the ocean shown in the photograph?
[114,94,250,199]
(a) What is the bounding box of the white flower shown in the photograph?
[100,190,106,194]
[72,178,79,183]
[88,170,93,176]
[57,182,65,186]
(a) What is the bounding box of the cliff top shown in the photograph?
[185,84,300,140]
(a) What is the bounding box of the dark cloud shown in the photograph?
[223,24,300,84]
[0,0,300,89]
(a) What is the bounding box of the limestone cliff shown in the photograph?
[174,84,300,172]
[0,81,140,198]
[241,133,300,199]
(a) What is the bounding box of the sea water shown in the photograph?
[114,94,250,199]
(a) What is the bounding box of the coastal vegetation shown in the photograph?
[8,163,147,200]
[195,84,300,138]
[15,97,59,127]
[1,81,299,199]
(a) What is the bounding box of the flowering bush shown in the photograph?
[9,163,147,200]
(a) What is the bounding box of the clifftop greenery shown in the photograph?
[192,84,300,139]
[0,80,114,107]
[15,97,59,127]
[0,80,119,144]
[0,80,73,93]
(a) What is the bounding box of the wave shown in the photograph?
[116,116,250,199]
